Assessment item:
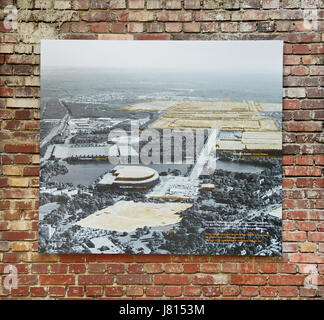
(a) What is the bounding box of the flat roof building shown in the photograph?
[97,165,159,190]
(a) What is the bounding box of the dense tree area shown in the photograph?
[160,157,282,256]
[39,155,282,256]
[40,161,68,185]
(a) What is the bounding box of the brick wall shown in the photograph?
[0,0,323,300]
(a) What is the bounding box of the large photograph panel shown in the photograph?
[39,40,283,255]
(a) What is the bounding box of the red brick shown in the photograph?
[145,263,163,273]
[71,22,90,33]
[3,252,20,263]
[67,286,84,297]
[164,264,182,273]
[291,66,308,76]
[184,286,201,296]
[31,264,48,274]
[88,263,106,273]
[222,263,238,273]
[165,286,182,297]
[201,264,219,273]
[241,286,259,297]
[30,287,47,297]
[184,0,200,9]
[40,275,75,285]
[1,231,36,241]
[106,263,124,273]
[0,178,8,187]
[173,255,209,263]
[22,166,39,176]
[296,178,313,188]
[50,264,68,274]
[294,44,310,54]
[240,264,258,274]
[284,55,300,65]
[49,286,66,297]
[136,255,170,263]
[90,23,107,33]
[222,285,240,296]
[15,275,37,285]
[299,287,317,297]
[145,286,163,297]
[308,232,324,242]
[285,167,322,177]
[97,254,133,263]
[283,178,294,188]
[4,143,39,154]
[82,12,116,22]
[136,34,171,40]
[296,155,313,166]
[13,155,31,164]
[202,286,220,297]
[69,264,86,274]
[230,275,267,285]
[285,121,322,132]
[183,264,200,273]
[279,286,298,297]
[259,263,277,273]
[315,155,324,165]
[298,221,316,231]
[117,274,151,284]
[155,275,190,285]
[11,286,29,297]
[269,275,305,285]
[110,23,126,33]
[86,286,103,297]
[0,88,13,97]
[165,22,182,33]
[127,264,144,273]
[126,285,143,296]
[283,231,307,241]
[260,287,278,297]
[79,275,113,285]
[315,178,324,188]
[105,286,123,296]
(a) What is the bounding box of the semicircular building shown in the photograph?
[96,165,160,190]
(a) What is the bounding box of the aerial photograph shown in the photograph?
[39,40,283,256]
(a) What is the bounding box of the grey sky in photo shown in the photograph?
[41,40,283,74]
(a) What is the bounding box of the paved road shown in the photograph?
[40,99,70,149]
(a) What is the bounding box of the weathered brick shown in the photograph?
[231,275,267,285]
[109,0,126,9]
[117,274,151,284]
[147,0,162,9]
[184,0,200,9]
[165,286,182,297]
[166,0,182,9]
[129,0,144,9]
[78,275,113,285]
[155,275,190,285]
[105,286,123,296]
[90,0,107,9]
[40,275,75,285]
[126,285,143,296]
[146,286,163,297]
